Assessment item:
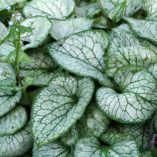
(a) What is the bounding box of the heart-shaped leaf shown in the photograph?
[74,137,139,157]
[0,106,27,136]
[0,124,33,157]
[32,76,94,146]
[21,16,51,50]
[23,0,75,19]
[125,17,157,45]
[107,24,157,77]
[0,22,8,41]
[50,17,93,40]
[48,30,112,86]
[96,70,157,123]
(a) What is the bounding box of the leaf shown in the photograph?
[99,0,142,21]
[0,42,15,58]
[108,1,127,23]
[48,30,112,86]
[96,70,157,123]
[61,126,78,146]
[107,24,157,77]
[0,106,27,136]
[86,105,110,137]
[23,0,75,19]
[143,0,157,20]
[0,21,8,41]
[0,91,22,117]
[33,142,72,157]
[20,48,57,86]
[0,62,16,87]
[32,76,94,146]
[74,137,140,157]
[20,16,52,50]
[75,2,101,18]
[50,17,93,40]
[0,0,26,11]
[0,124,33,157]
[101,124,145,148]
[125,17,157,45]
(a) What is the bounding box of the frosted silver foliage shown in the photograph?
[99,0,142,22]
[33,142,71,157]
[23,0,75,19]
[107,24,157,76]
[50,18,93,40]
[96,70,157,123]
[0,106,27,136]
[48,30,112,86]
[74,137,139,157]
[21,16,51,50]
[0,124,33,157]
[20,49,56,86]
[32,76,94,146]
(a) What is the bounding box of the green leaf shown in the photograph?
[125,17,157,45]
[74,137,140,157]
[0,0,26,11]
[48,30,112,86]
[0,124,33,157]
[20,48,56,86]
[23,0,75,19]
[86,105,110,137]
[20,16,52,50]
[32,76,94,146]
[3,50,31,64]
[96,70,157,123]
[50,17,93,40]
[33,142,72,157]
[0,106,27,136]
[107,24,157,77]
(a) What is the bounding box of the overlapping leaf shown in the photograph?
[86,105,110,137]
[96,70,157,123]
[0,106,27,136]
[48,30,112,86]
[107,24,157,77]
[50,18,93,40]
[0,124,32,157]
[32,76,94,146]
[99,0,142,22]
[20,48,57,86]
[74,136,139,157]
[33,142,72,157]
[23,0,75,19]
[21,16,51,50]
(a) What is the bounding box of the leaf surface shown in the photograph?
[23,0,75,19]
[32,76,94,146]
[48,30,111,86]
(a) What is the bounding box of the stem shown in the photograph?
[15,23,21,84]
